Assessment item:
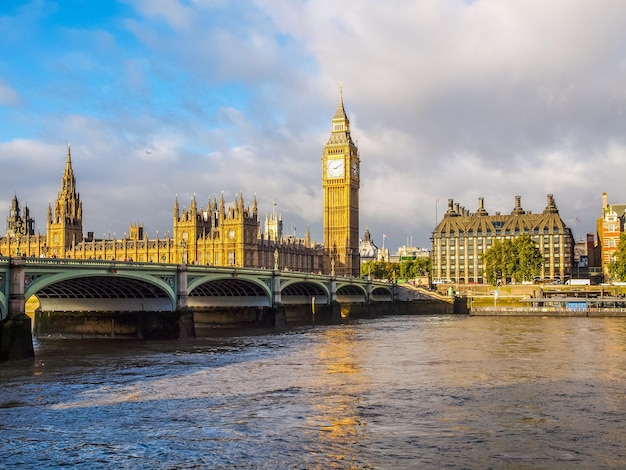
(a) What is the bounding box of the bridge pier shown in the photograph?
[175,265,196,338]
[0,258,35,361]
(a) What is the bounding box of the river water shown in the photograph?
[1,315,626,469]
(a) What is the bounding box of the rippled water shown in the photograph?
[2,315,626,469]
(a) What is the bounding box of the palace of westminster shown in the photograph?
[1,91,362,277]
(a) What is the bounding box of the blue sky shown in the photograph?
[1,0,625,252]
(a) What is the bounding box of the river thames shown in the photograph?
[2,315,626,469]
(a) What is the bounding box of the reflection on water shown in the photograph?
[312,328,368,466]
[1,316,626,468]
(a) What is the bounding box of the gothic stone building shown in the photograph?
[431,195,574,284]
[1,90,361,275]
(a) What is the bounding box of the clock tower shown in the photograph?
[322,86,360,276]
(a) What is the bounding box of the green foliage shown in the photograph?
[509,233,543,283]
[481,234,542,285]
[608,233,626,281]
[361,258,431,282]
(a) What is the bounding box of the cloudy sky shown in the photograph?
[1,0,625,252]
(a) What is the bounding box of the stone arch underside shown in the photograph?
[31,275,174,312]
[371,286,393,301]
[336,284,367,302]
[188,278,271,307]
[280,281,329,305]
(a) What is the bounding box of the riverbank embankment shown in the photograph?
[429,282,626,317]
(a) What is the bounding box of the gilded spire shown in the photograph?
[333,82,347,121]
[329,83,351,140]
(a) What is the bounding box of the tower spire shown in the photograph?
[47,144,83,256]
[61,142,76,196]
[333,82,347,121]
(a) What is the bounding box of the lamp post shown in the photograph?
[14,218,25,257]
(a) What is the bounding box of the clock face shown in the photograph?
[352,162,359,176]
[327,159,344,177]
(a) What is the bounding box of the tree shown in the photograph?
[482,239,512,285]
[360,260,387,279]
[608,233,626,281]
[509,233,543,283]
[360,258,431,282]
[481,234,542,285]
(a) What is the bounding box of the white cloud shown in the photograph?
[0,80,20,106]
[1,0,625,252]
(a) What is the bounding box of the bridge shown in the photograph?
[1,256,419,360]
[1,257,396,317]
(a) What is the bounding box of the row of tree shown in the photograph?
[360,257,431,282]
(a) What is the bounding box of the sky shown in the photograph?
[0,0,625,253]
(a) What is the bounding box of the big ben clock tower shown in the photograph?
[322,85,360,277]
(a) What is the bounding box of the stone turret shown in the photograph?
[46,144,83,256]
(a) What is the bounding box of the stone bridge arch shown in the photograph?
[24,270,177,312]
[335,282,368,302]
[279,278,330,305]
[187,274,273,307]
[371,285,393,301]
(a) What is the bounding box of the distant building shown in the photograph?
[573,238,589,268]
[586,232,601,270]
[358,227,378,264]
[431,195,574,284]
[597,192,626,277]
[389,245,430,263]
[5,194,35,239]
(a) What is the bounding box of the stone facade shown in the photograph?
[0,146,324,271]
[431,195,574,284]
[596,192,626,277]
